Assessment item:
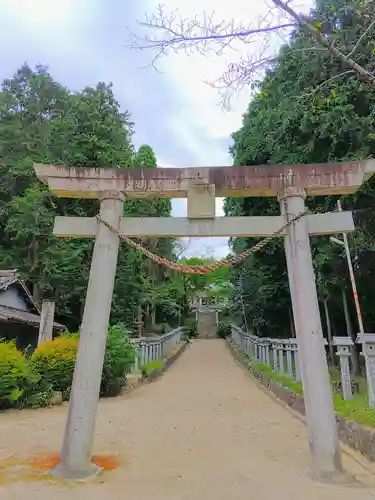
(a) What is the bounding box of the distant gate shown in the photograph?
[197,306,217,339]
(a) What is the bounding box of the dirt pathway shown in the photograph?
[1,339,375,499]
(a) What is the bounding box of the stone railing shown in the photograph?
[231,326,302,382]
[230,325,361,401]
[131,327,184,371]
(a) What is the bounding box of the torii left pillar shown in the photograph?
[54,191,124,479]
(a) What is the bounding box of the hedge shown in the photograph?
[30,334,78,399]
[0,323,136,410]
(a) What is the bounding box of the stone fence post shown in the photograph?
[332,336,354,400]
[251,335,259,360]
[356,333,375,407]
[258,338,264,362]
[284,340,294,378]
[263,338,271,365]
[289,339,301,382]
[271,340,278,371]
[277,340,285,373]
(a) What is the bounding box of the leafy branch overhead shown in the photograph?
[129,0,375,107]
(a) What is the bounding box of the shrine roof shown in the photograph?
[34,160,375,198]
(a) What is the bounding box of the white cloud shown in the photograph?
[144,0,277,257]
[0,0,314,260]
[142,0,313,258]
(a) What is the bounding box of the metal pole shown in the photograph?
[337,200,374,406]
[337,201,365,335]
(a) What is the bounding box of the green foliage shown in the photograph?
[250,356,375,427]
[250,360,303,395]
[217,320,231,339]
[0,340,40,409]
[30,334,78,396]
[26,377,54,409]
[100,324,136,397]
[183,316,197,338]
[30,326,136,399]
[234,341,375,426]
[140,359,164,378]
[0,64,184,334]
[226,0,375,337]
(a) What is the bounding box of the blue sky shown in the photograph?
[0,0,311,258]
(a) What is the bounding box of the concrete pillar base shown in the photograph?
[308,468,360,487]
[48,462,103,481]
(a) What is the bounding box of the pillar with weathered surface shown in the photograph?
[37,300,55,346]
[53,192,124,479]
[280,187,342,479]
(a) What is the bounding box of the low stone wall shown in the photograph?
[227,340,375,463]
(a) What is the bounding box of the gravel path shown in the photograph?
[1,339,375,499]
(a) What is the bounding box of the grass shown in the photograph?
[238,348,375,427]
[251,360,303,395]
[140,359,165,378]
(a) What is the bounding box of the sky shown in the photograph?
[0,0,311,258]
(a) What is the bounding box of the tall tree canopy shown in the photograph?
[226,0,375,339]
[0,64,184,334]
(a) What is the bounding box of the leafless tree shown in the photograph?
[128,0,375,108]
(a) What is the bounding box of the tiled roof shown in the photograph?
[0,304,66,331]
[0,270,19,291]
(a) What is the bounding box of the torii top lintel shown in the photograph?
[33,160,375,199]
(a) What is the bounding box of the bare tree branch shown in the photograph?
[128,5,296,67]
[128,1,375,106]
[206,47,328,109]
[347,18,375,58]
[271,0,375,86]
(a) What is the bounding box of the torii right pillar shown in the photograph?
[279,186,341,480]
[276,162,374,482]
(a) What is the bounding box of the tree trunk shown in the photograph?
[151,304,156,330]
[342,288,360,376]
[323,299,334,365]
[137,304,143,337]
[32,240,41,305]
[288,307,295,338]
[144,303,150,331]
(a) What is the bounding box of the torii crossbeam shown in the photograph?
[34,159,375,481]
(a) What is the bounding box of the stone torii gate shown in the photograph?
[34,160,375,481]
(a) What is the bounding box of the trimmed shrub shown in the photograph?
[30,326,136,400]
[100,324,136,397]
[0,340,40,409]
[30,334,78,397]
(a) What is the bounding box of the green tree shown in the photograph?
[0,64,172,334]
[225,0,375,339]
